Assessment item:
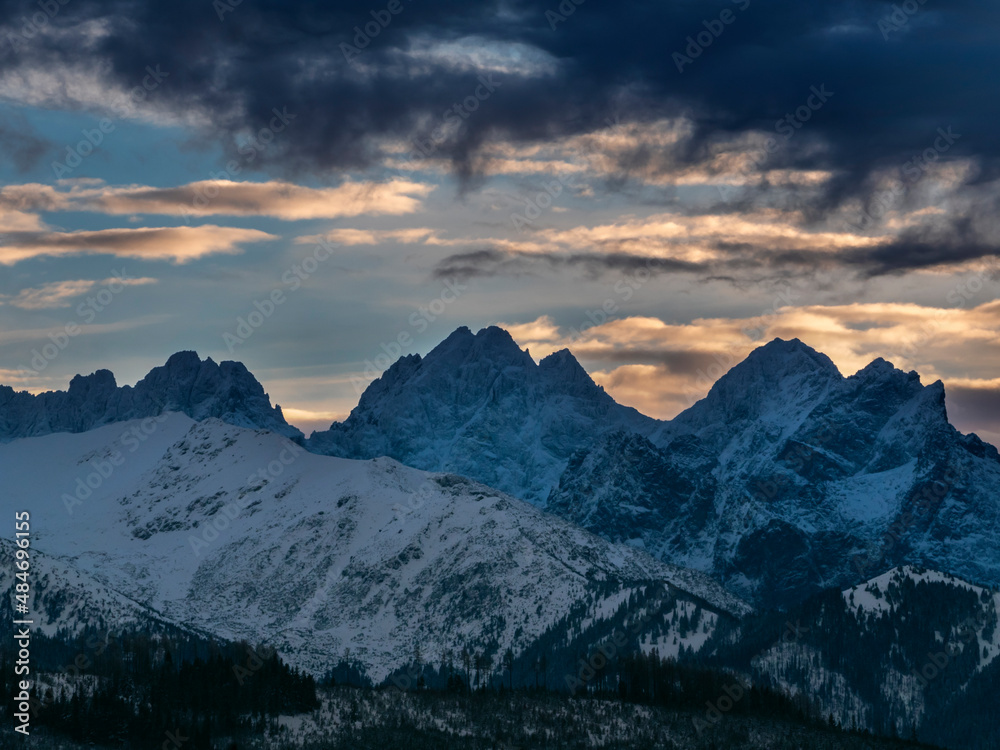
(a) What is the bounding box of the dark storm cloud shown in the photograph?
[433,248,707,280]
[575,347,722,374]
[848,223,1000,276]
[946,384,1000,442]
[2,0,995,184]
[433,248,529,281]
[563,253,704,277]
[5,0,999,271]
[750,217,1000,276]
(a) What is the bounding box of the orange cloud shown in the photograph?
[0,226,276,265]
[504,298,1000,421]
[297,227,442,246]
[0,179,434,220]
[515,211,886,263]
[0,207,44,231]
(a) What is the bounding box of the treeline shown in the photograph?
[377,641,828,729]
[698,575,1000,745]
[286,686,944,750]
[614,650,804,718]
[0,627,317,747]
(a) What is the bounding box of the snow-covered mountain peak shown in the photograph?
[308,326,658,504]
[666,337,842,439]
[428,325,533,368]
[538,347,612,399]
[716,337,838,397]
[473,324,523,351]
[164,349,206,370]
[913,378,947,416]
[853,356,900,377]
[67,368,118,397]
[744,337,842,375]
[0,352,302,442]
[842,565,999,620]
[7,329,999,613]
[848,356,923,392]
[539,347,585,374]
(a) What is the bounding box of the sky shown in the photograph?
[0,0,998,445]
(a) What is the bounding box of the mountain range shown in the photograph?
[308,326,1000,605]
[0,351,301,443]
[2,325,999,747]
[4,326,999,609]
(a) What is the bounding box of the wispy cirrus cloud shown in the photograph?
[296,227,444,246]
[0,226,276,265]
[0,179,434,220]
[430,209,886,281]
[0,277,157,309]
[0,314,173,347]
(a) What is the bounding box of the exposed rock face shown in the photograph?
[0,351,303,442]
[307,326,655,505]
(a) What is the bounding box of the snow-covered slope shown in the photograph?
[0,415,747,680]
[0,538,182,638]
[0,351,301,442]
